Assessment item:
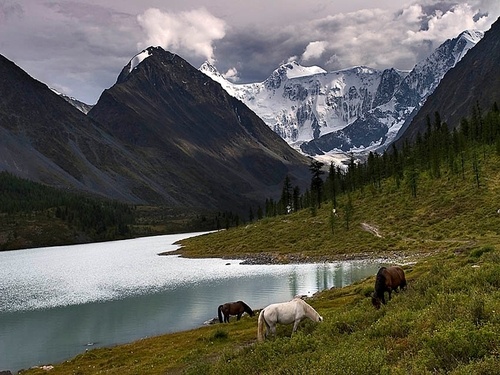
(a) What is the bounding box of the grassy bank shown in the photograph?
[19,149,500,374]
[21,247,500,374]
[176,149,500,262]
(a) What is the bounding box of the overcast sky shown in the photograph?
[1,0,499,104]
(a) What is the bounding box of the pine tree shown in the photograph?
[309,160,325,209]
[280,175,293,214]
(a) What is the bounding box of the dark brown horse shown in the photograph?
[218,301,254,323]
[371,266,407,309]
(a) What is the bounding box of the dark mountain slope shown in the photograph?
[88,47,312,213]
[1,49,310,214]
[396,17,500,145]
[0,54,145,203]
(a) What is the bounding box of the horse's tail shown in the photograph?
[398,267,407,290]
[257,309,266,342]
[374,267,387,297]
[217,305,223,323]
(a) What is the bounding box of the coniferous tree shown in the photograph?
[309,160,325,209]
[405,156,418,198]
[257,206,263,220]
[346,155,357,192]
[329,202,337,235]
[344,194,353,230]
[390,144,403,188]
[293,186,301,212]
[326,162,338,208]
[280,175,293,214]
[472,151,481,188]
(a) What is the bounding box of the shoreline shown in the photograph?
[163,248,429,266]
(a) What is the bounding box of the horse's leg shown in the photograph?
[237,313,242,321]
[387,288,392,301]
[270,323,277,338]
[292,319,301,334]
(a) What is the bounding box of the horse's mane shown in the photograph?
[374,267,387,297]
[296,298,319,318]
[238,300,253,314]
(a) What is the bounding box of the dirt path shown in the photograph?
[360,222,382,237]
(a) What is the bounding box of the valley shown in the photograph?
[1,10,499,375]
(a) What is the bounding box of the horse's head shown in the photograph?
[318,315,324,322]
[371,293,381,309]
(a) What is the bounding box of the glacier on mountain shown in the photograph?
[200,29,483,163]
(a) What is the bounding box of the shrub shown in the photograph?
[211,329,229,340]
[310,339,386,374]
[449,355,500,375]
[469,246,494,258]
[421,319,497,372]
[369,308,416,339]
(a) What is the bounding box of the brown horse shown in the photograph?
[371,266,407,309]
[218,301,254,323]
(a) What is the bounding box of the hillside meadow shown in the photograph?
[19,146,500,374]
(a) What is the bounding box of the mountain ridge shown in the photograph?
[200,29,483,161]
[87,46,312,212]
[396,18,500,144]
[0,48,311,214]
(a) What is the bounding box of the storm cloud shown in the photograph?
[1,0,498,104]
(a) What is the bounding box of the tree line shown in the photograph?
[258,101,500,225]
[1,101,498,240]
[0,172,134,239]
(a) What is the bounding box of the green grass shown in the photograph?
[176,149,500,261]
[21,248,500,375]
[19,149,500,374]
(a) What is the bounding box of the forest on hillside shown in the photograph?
[1,101,498,250]
[264,102,500,223]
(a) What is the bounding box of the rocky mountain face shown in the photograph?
[0,54,143,203]
[396,17,500,145]
[57,91,94,114]
[201,30,483,159]
[201,61,389,147]
[0,49,311,214]
[88,47,312,212]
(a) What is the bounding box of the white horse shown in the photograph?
[257,297,323,341]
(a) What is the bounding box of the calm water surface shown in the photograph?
[0,232,385,372]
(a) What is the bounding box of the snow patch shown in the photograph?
[129,49,152,72]
[285,61,326,79]
[199,29,482,163]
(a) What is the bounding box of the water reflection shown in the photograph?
[0,234,385,372]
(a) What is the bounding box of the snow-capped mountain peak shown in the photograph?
[199,61,222,78]
[460,29,484,44]
[202,59,393,144]
[453,29,483,61]
[279,61,327,79]
[200,28,483,163]
[264,61,327,90]
[51,88,94,114]
[129,49,153,73]
[116,46,160,83]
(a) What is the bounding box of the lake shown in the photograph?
[0,232,385,372]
